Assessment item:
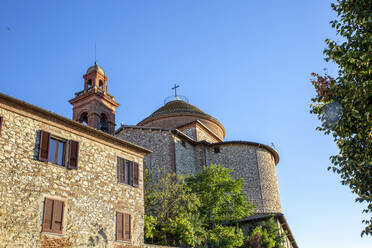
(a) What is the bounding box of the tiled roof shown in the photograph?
[148,100,216,120]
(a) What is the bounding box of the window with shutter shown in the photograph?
[67,140,79,169]
[116,212,124,241]
[124,213,131,241]
[133,162,139,187]
[116,212,131,242]
[42,198,64,234]
[117,157,125,183]
[39,131,50,162]
[117,157,137,187]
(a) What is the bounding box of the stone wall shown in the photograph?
[206,144,281,214]
[0,102,146,248]
[116,128,174,181]
[173,136,200,176]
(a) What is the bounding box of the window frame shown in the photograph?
[48,136,67,166]
[117,157,139,187]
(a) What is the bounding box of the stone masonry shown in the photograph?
[0,93,150,248]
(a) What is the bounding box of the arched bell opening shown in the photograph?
[100,113,108,132]
[79,112,89,125]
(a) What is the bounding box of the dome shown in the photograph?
[138,100,225,140]
[149,100,214,119]
[86,62,104,75]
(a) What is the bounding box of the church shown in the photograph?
[0,62,297,247]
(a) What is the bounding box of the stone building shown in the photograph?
[0,64,151,247]
[0,63,297,247]
[116,87,298,247]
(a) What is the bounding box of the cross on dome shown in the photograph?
[172,84,180,97]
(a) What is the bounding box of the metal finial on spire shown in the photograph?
[94,43,97,65]
[164,84,188,104]
[172,84,180,97]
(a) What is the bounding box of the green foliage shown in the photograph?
[186,164,254,247]
[144,170,205,246]
[243,217,286,248]
[310,0,372,236]
[144,165,254,247]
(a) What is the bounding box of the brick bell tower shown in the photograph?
[69,62,119,134]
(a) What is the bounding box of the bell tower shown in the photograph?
[69,62,119,134]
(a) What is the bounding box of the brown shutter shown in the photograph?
[124,214,131,241]
[39,131,50,162]
[124,160,129,184]
[117,212,124,241]
[128,161,133,186]
[118,157,124,183]
[0,116,3,136]
[68,140,79,169]
[52,200,64,233]
[133,162,139,187]
[42,198,54,232]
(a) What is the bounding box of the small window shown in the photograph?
[99,80,104,89]
[181,140,186,147]
[48,137,66,166]
[214,147,220,153]
[42,198,64,234]
[117,157,139,187]
[116,212,131,241]
[38,130,79,169]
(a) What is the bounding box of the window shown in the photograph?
[42,198,64,234]
[38,130,79,169]
[116,212,131,241]
[0,116,3,136]
[99,80,104,89]
[48,137,66,166]
[214,147,220,153]
[181,140,186,147]
[117,157,139,187]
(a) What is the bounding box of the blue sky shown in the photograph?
[1,1,371,247]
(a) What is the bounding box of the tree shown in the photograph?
[144,165,254,247]
[186,164,254,247]
[144,171,205,247]
[310,0,372,236]
[243,217,286,248]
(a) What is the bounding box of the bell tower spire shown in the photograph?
[69,62,119,134]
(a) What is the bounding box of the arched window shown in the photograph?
[99,80,104,89]
[79,112,88,125]
[100,113,108,132]
[87,79,93,88]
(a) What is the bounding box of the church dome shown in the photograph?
[138,99,225,140]
[86,62,104,75]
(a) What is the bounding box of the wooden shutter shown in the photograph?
[52,200,64,233]
[116,212,124,241]
[39,131,50,162]
[118,157,124,183]
[67,140,79,169]
[124,160,129,184]
[0,116,2,136]
[133,162,139,187]
[124,214,131,241]
[128,161,133,186]
[42,198,54,232]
